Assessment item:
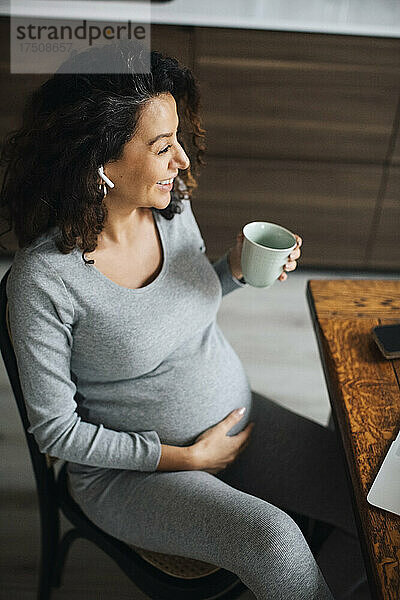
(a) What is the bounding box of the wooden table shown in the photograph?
[307,280,400,600]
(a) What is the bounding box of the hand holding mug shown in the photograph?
[228,227,302,285]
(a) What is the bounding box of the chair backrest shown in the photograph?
[0,267,58,511]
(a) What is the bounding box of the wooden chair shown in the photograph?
[0,266,247,600]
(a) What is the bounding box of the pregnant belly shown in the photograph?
[150,331,253,445]
[79,323,253,446]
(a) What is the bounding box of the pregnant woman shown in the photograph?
[1,41,369,599]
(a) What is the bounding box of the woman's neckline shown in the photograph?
[76,209,168,293]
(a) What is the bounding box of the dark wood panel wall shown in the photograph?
[369,166,400,268]
[190,28,400,268]
[195,29,400,163]
[0,18,399,269]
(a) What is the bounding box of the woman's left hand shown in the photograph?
[228,232,303,282]
[278,234,302,282]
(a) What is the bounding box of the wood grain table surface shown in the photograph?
[307,279,400,600]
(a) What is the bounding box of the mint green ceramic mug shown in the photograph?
[241,222,297,288]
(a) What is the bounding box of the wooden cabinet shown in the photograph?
[191,28,400,268]
[195,29,400,163]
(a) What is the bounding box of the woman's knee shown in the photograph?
[260,506,308,554]
[226,497,309,562]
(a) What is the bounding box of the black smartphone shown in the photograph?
[372,324,400,359]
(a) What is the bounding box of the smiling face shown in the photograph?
[102,92,190,212]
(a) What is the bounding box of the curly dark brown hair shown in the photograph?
[0,40,206,258]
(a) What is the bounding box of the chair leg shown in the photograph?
[52,528,81,588]
[37,518,60,600]
[327,410,335,431]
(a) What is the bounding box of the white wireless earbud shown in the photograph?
[98,165,115,188]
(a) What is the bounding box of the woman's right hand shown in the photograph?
[190,409,255,474]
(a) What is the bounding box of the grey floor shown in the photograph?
[0,254,398,599]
